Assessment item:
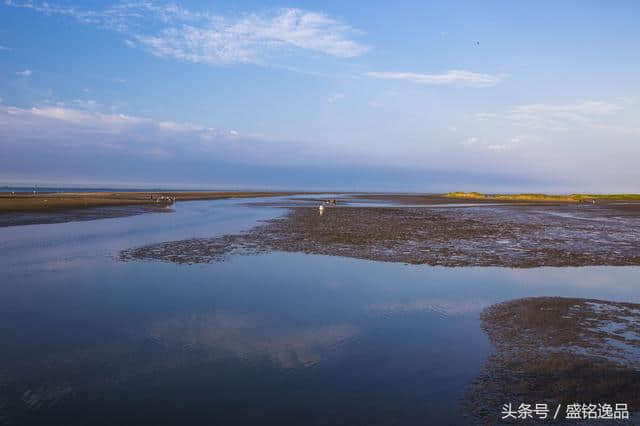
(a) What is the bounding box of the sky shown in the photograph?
[1,0,639,192]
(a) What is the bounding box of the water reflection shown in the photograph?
[368,298,492,316]
[139,311,358,368]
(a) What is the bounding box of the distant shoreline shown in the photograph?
[0,191,307,214]
[0,191,311,227]
[3,190,639,215]
[444,191,640,202]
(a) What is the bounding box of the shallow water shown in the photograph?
[1,197,640,425]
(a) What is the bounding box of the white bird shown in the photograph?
[318,205,324,215]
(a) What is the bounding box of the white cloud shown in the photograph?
[475,100,626,134]
[124,39,135,48]
[24,106,142,127]
[327,92,344,103]
[16,69,32,77]
[156,120,205,132]
[616,96,636,106]
[486,143,511,152]
[71,99,98,110]
[0,101,437,183]
[136,8,367,64]
[474,112,497,121]
[463,134,529,153]
[463,99,640,188]
[0,103,344,170]
[485,135,531,153]
[506,101,622,131]
[462,136,478,146]
[511,101,621,116]
[365,70,503,87]
[0,45,10,50]
[6,1,368,65]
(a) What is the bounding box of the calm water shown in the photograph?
[1,197,639,425]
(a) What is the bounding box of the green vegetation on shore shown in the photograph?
[445,191,640,202]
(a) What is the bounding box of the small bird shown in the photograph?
[318,205,324,215]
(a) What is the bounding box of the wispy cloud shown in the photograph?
[486,143,512,152]
[474,100,625,133]
[462,134,530,154]
[0,104,241,140]
[474,112,497,121]
[137,9,368,64]
[0,102,344,170]
[0,45,10,50]
[15,69,32,77]
[327,92,344,103]
[462,136,478,146]
[464,99,640,186]
[511,101,621,116]
[6,1,368,65]
[506,101,622,131]
[365,70,503,87]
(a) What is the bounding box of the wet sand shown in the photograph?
[121,201,640,267]
[0,205,172,227]
[0,191,303,227]
[468,297,640,424]
[0,191,304,212]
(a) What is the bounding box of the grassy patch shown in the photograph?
[445,191,640,202]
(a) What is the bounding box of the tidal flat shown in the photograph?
[0,191,303,227]
[121,197,640,267]
[469,297,640,424]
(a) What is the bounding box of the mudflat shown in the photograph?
[120,199,640,267]
[468,297,640,423]
[0,205,169,227]
[0,191,303,226]
[0,191,304,212]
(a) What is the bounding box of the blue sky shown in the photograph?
[1,0,639,191]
